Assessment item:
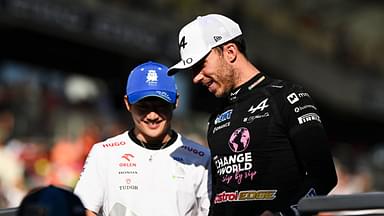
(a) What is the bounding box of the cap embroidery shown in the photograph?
[146,70,158,86]
[213,35,222,42]
[179,36,187,49]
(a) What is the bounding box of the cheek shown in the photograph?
[219,62,233,81]
[131,110,146,121]
[201,65,216,79]
[132,115,143,124]
[159,110,173,119]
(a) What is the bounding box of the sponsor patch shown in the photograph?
[118,171,138,175]
[287,92,311,105]
[215,109,233,125]
[213,122,230,134]
[243,112,270,124]
[228,127,250,153]
[214,190,277,203]
[118,153,137,167]
[215,152,253,175]
[230,89,241,97]
[294,105,317,113]
[298,92,310,98]
[248,98,269,113]
[119,185,138,190]
[180,145,205,157]
[287,93,299,104]
[103,141,126,148]
[297,113,321,124]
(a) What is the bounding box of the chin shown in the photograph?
[145,129,166,138]
[214,91,226,98]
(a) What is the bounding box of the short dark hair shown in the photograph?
[216,35,247,57]
[231,35,247,56]
[17,185,86,216]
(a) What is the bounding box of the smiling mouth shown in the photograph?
[206,81,216,92]
[204,80,213,88]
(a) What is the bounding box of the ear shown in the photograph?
[124,95,132,112]
[174,94,180,109]
[223,43,237,63]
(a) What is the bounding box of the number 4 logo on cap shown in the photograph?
[179,36,187,49]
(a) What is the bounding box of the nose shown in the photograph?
[192,72,203,84]
[146,111,159,120]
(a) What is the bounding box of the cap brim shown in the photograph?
[167,51,210,76]
[167,61,190,75]
[128,91,177,104]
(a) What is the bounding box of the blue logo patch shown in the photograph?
[214,109,233,125]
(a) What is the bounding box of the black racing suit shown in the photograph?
[207,73,337,216]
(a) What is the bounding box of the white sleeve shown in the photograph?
[195,156,212,216]
[74,144,104,213]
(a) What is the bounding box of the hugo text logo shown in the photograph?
[180,145,205,157]
[103,141,126,148]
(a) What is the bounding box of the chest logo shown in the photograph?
[122,153,134,161]
[287,92,299,104]
[214,109,233,125]
[119,153,137,168]
[230,88,241,97]
[248,98,269,114]
[228,127,250,153]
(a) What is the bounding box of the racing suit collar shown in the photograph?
[227,73,267,103]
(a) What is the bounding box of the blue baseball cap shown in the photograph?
[126,61,177,104]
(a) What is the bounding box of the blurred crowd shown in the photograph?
[0,60,383,209]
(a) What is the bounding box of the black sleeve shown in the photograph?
[290,123,337,195]
[279,84,338,215]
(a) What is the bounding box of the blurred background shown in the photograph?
[0,0,384,208]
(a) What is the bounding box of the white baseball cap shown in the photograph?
[168,14,242,75]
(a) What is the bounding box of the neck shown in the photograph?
[233,57,261,88]
[135,130,175,150]
[129,129,176,150]
[134,129,172,146]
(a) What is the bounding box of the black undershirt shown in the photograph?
[128,129,178,150]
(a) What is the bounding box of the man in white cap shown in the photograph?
[75,61,211,216]
[168,14,337,216]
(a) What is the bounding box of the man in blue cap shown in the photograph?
[74,61,211,216]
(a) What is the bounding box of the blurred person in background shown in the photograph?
[168,14,337,216]
[0,105,26,208]
[45,120,103,188]
[45,137,85,188]
[17,184,86,216]
[74,61,211,216]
